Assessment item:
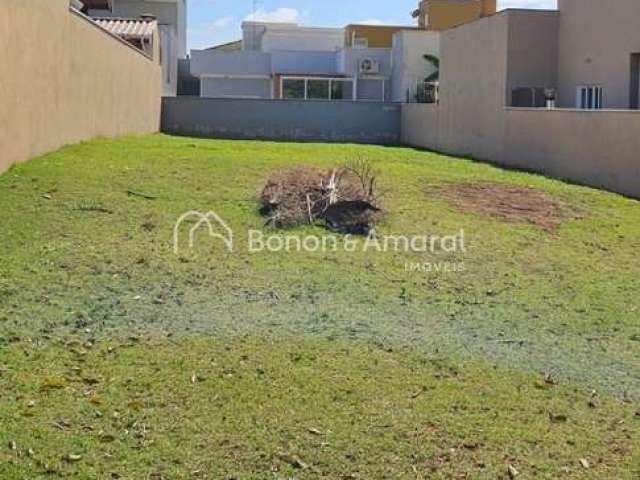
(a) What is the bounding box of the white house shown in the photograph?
[190,21,439,103]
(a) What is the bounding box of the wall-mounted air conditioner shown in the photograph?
[359,57,380,75]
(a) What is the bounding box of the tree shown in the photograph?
[423,54,440,83]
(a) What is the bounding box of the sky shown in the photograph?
[188,0,558,51]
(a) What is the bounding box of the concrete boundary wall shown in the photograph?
[402,104,640,199]
[0,0,161,173]
[162,97,402,145]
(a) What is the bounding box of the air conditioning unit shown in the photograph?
[359,57,380,75]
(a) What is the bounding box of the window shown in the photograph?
[577,86,603,109]
[353,37,368,49]
[280,77,353,101]
[308,80,330,100]
[330,80,353,100]
[282,79,305,99]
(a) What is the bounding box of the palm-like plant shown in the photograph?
[423,54,440,83]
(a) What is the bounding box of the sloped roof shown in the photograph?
[93,18,156,41]
[205,40,242,52]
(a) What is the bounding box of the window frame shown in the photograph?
[576,85,603,109]
[280,76,354,101]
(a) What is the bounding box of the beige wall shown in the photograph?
[557,0,640,109]
[504,108,640,198]
[435,12,509,160]
[0,0,161,173]
[404,104,640,198]
[506,10,558,104]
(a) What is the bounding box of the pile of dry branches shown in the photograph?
[259,159,382,234]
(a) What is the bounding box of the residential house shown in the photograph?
[93,17,158,58]
[190,21,440,103]
[412,0,497,31]
[86,0,187,96]
[403,0,640,199]
[478,0,640,110]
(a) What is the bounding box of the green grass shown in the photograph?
[0,135,639,478]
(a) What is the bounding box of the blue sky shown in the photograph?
[188,0,557,51]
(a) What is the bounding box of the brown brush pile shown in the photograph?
[259,161,382,234]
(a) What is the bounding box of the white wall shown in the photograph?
[340,48,393,77]
[201,78,272,99]
[241,22,344,53]
[391,30,440,103]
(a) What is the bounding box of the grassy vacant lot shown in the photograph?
[0,135,638,478]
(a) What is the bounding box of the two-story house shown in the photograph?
[85,0,187,96]
[190,21,441,103]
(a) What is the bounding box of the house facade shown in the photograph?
[191,22,439,103]
[496,0,640,110]
[87,0,187,96]
[556,0,640,109]
[403,0,640,199]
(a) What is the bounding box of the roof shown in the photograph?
[345,24,419,30]
[206,40,242,52]
[93,18,156,41]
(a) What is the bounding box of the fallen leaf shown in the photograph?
[579,458,590,469]
[42,377,68,390]
[507,464,519,478]
[65,453,82,462]
[307,427,324,436]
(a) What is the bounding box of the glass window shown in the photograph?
[282,79,305,99]
[330,80,353,101]
[307,80,330,100]
[353,38,368,49]
[577,86,603,109]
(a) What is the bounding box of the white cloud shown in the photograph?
[212,16,233,28]
[245,7,300,23]
[498,0,557,9]
[189,16,238,51]
[353,19,386,26]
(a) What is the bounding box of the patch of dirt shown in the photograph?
[437,183,578,230]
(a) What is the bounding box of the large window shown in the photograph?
[280,77,354,101]
[577,86,603,109]
[330,80,353,100]
[282,79,305,100]
[308,80,330,100]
